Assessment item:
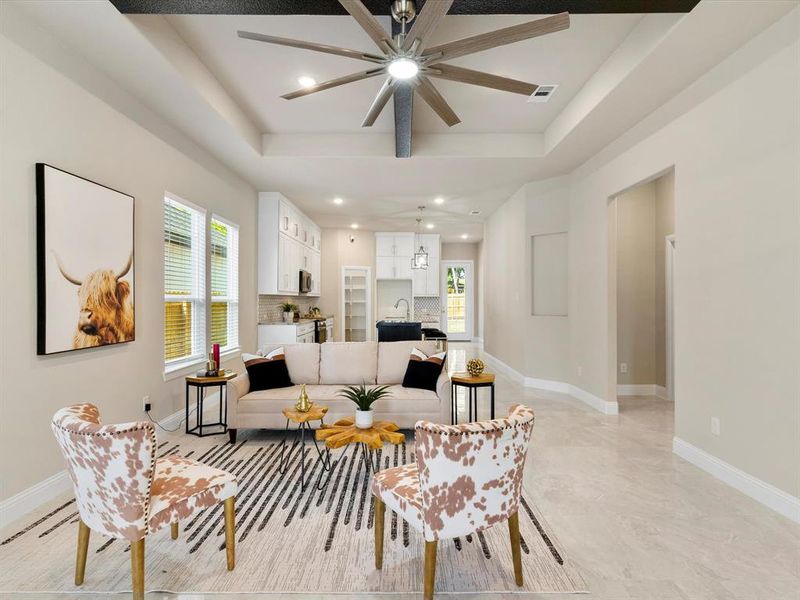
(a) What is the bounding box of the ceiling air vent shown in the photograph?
[470,210,481,216]
[527,84,558,103]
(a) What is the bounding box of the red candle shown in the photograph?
[212,343,220,369]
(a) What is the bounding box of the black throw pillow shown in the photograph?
[242,349,292,391]
[402,348,446,392]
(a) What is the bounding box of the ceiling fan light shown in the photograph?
[388,58,419,80]
[297,76,317,88]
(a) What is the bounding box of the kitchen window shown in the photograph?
[164,194,206,369]
[210,215,239,353]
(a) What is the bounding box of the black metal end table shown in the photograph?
[450,372,496,424]
[278,405,333,491]
[184,372,236,437]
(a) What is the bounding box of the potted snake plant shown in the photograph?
[338,383,392,429]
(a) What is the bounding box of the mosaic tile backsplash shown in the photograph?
[258,296,319,323]
[414,296,441,324]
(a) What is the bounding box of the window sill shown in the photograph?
[163,358,205,382]
[163,348,241,382]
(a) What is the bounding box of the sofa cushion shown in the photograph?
[319,342,378,385]
[402,347,447,392]
[377,340,440,384]
[239,384,438,417]
[260,343,320,384]
[242,349,292,391]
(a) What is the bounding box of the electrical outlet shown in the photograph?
[711,417,721,436]
[143,396,151,413]
[620,362,628,374]
[577,365,583,377]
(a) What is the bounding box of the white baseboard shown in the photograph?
[617,384,670,400]
[655,385,668,400]
[0,469,72,530]
[0,397,219,530]
[481,351,618,415]
[524,377,570,393]
[569,384,619,415]
[673,437,800,523]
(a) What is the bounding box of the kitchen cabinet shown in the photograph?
[259,192,321,296]
[375,232,415,280]
[411,234,441,296]
[258,322,316,347]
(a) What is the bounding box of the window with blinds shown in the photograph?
[164,195,206,366]
[210,216,239,352]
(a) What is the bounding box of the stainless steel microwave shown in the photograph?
[299,270,312,294]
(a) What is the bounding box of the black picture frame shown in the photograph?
[36,163,136,355]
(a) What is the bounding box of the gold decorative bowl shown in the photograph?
[466,358,485,377]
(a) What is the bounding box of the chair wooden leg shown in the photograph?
[508,511,523,586]
[171,522,179,540]
[74,520,90,586]
[228,428,237,444]
[224,496,236,571]
[374,496,385,569]
[423,540,438,600]
[130,538,145,600]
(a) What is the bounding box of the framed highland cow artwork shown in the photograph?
[36,163,135,355]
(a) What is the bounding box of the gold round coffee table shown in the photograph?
[279,405,332,490]
[316,418,405,473]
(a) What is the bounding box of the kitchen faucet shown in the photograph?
[394,298,411,321]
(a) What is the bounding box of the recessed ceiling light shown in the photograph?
[297,76,317,88]
[461,234,468,239]
[426,223,434,229]
[350,223,359,229]
[434,197,444,205]
[388,58,419,80]
[333,197,343,205]
[470,209,481,216]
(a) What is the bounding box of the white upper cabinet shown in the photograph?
[375,233,416,280]
[258,192,321,297]
[412,234,441,296]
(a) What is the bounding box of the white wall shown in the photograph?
[615,181,658,385]
[484,14,799,499]
[0,27,257,500]
[569,33,799,498]
[483,187,527,374]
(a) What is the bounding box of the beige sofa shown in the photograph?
[227,340,450,442]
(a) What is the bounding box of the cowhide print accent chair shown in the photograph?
[51,404,238,600]
[371,403,535,599]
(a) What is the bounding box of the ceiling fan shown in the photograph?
[238,0,569,140]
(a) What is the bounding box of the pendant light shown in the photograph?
[411,206,429,270]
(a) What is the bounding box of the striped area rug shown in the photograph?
[0,437,586,595]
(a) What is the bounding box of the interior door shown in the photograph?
[440,261,473,341]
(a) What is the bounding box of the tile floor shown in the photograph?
[7,342,799,599]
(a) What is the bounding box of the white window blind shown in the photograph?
[164,195,206,367]
[210,215,239,352]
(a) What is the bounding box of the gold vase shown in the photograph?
[295,384,312,412]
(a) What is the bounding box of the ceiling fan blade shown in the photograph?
[282,68,385,100]
[415,77,460,127]
[402,0,454,52]
[426,63,537,96]
[339,0,396,54]
[237,30,386,63]
[362,77,396,127]
[423,12,570,65]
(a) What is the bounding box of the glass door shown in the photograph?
[440,261,473,341]
[342,266,372,342]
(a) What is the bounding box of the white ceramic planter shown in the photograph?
[283,311,293,324]
[355,409,374,429]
